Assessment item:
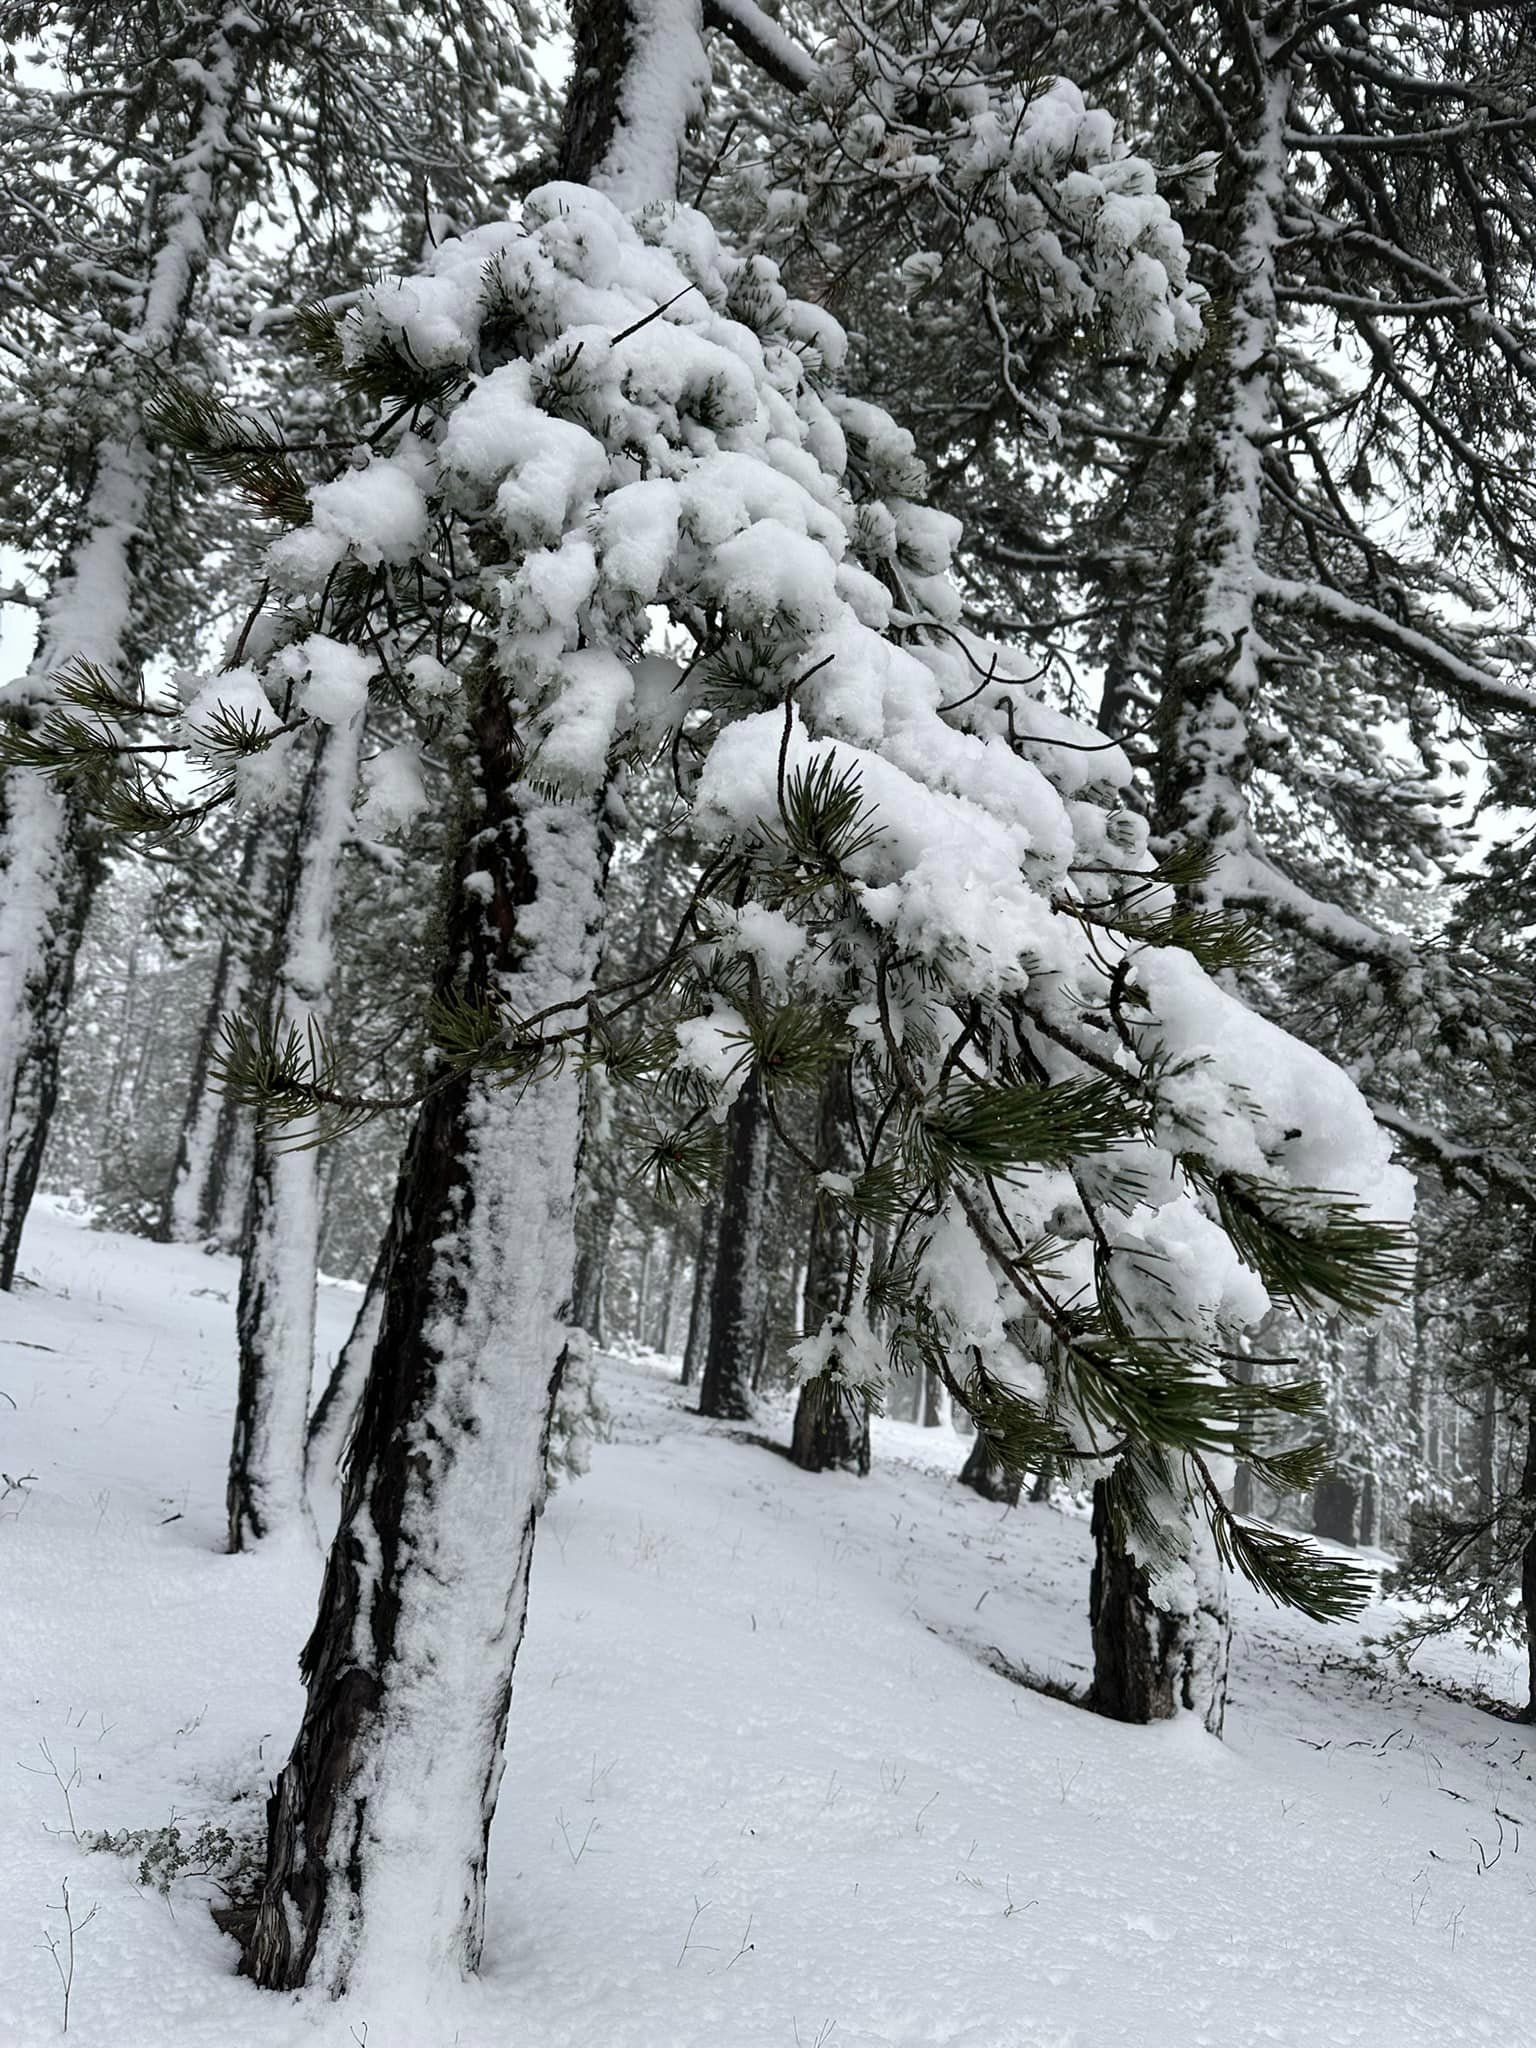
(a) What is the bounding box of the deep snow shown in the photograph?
[2,1199,1532,2046]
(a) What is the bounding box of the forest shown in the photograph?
[2,1,1535,2042]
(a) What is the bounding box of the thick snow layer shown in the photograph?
[3,1203,1529,2046]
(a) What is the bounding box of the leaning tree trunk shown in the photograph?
[959,1430,1020,1505]
[228,718,360,1551]
[1088,1481,1230,1735]
[246,702,607,1990]
[697,1067,772,1422]
[0,27,251,1288]
[790,1064,869,1474]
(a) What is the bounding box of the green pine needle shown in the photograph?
[920,1076,1138,1177]
[1215,1175,1414,1320]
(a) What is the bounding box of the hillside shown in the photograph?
[1,1201,1531,2048]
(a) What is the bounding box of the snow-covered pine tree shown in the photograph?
[721,0,1536,1725]
[19,0,1416,1986]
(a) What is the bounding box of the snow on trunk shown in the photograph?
[248,781,605,1992]
[0,26,247,1284]
[228,713,361,1552]
[696,1065,771,1422]
[790,1065,870,1475]
[1089,1480,1230,1735]
[248,0,707,1986]
[305,1220,391,1504]
[1155,20,1290,885]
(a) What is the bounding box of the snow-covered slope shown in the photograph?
[1,1201,1531,2046]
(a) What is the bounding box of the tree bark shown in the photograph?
[571,1178,619,1348]
[1312,1475,1358,1547]
[790,1065,869,1475]
[228,719,360,1552]
[246,693,606,1990]
[1088,1481,1229,1735]
[697,1068,771,1422]
[305,1222,392,1502]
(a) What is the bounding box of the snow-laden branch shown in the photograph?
[702,0,820,94]
[1254,574,1536,715]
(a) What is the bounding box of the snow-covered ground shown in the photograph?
[2,1199,1532,2046]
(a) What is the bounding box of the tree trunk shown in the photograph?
[697,1068,770,1422]
[228,719,360,1552]
[680,1199,717,1388]
[247,0,704,1983]
[247,726,606,1991]
[158,818,273,1242]
[0,779,103,1285]
[790,1065,869,1475]
[1312,1475,1358,1547]
[1088,1481,1229,1735]
[959,1430,1020,1505]
[571,1178,618,1347]
[305,1222,392,1502]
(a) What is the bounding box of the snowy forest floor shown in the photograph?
[2,1202,1534,2047]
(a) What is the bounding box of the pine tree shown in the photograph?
[17,0,1420,1989]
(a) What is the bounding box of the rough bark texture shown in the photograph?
[1088,1482,1230,1736]
[790,1066,870,1475]
[697,1068,771,1421]
[246,676,605,1992]
[958,1431,1021,1505]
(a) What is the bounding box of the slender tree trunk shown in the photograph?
[657,1235,679,1358]
[1477,1377,1499,1581]
[680,1199,717,1388]
[158,818,272,1241]
[228,719,360,1551]
[1312,1476,1357,1546]
[697,1069,770,1422]
[790,1066,869,1474]
[1089,1482,1229,1734]
[959,1430,1020,1505]
[571,1178,618,1347]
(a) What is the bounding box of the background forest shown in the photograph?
[3,0,1536,2038]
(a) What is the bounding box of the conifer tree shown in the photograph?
[17,0,1418,1988]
